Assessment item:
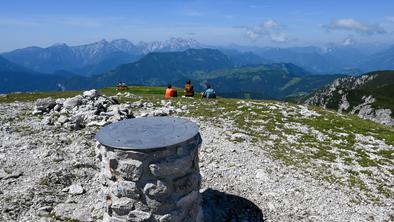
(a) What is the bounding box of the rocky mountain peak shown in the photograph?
[110,39,139,54]
[303,71,394,126]
[72,39,118,59]
[139,37,204,54]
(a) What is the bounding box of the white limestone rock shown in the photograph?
[83,89,100,99]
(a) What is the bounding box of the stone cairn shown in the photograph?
[96,117,203,222]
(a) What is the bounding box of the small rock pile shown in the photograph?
[33,89,134,130]
[135,100,182,118]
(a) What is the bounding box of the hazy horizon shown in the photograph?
[1,0,394,52]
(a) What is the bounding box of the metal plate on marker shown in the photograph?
[95,117,199,150]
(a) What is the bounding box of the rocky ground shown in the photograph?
[0,90,393,221]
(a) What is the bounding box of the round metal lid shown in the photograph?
[95,117,199,150]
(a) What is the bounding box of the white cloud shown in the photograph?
[270,33,289,43]
[236,19,289,43]
[323,18,387,35]
[264,19,279,29]
[342,35,356,46]
[245,29,260,41]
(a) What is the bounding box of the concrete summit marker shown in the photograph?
[96,117,199,150]
[96,117,203,222]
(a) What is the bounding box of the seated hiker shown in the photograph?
[200,83,216,98]
[116,82,128,90]
[165,84,178,98]
[184,80,195,97]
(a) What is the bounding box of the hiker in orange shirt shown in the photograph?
[165,84,178,99]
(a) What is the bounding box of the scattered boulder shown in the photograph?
[57,115,69,124]
[152,108,176,116]
[63,96,83,109]
[55,98,65,105]
[37,206,53,216]
[128,210,152,222]
[63,184,85,195]
[34,97,56,113]
[117,92,139,99]
[231,133,250,142]
[83,89,100,99]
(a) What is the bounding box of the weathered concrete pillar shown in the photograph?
[96,117,203,222]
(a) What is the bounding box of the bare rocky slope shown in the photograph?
[303,71,394,127]
[0,90,393,221]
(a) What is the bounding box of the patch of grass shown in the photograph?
[324,175,343,184]
[38,178,49,186]
[47,212,80,222]
[4,168,13,174]
[312,147,337,162]
[299,106,394,147]
[356,150,378,167]
[376,184,392,198]
[349,198,362,205]
[0,91,80,103]
[360,170,373,176]
[347,169,360,176]
[343,157,353,165]
[348,175,368,190]
[375,149,394,159]
[15,124,33,136]
[100,85,173,96]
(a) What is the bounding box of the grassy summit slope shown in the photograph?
[2,87,393,206]
[181,98,394,204]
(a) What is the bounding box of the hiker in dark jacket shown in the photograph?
[184,80,194,97]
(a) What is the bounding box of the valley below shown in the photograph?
[0,89,393,221]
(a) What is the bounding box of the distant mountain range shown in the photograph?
[2,38,394,76]
[228,45,394,74]
[0,55,69,92]
[0,48,345,100]
[93,48,233,88]
[1,38,204,76]
[359,46,394,72]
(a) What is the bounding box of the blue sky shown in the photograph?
[0,0,393,52]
